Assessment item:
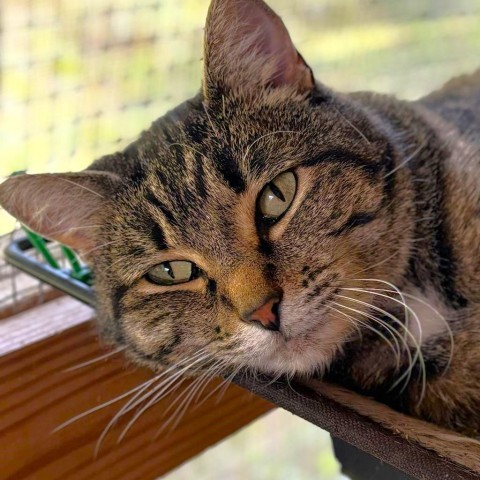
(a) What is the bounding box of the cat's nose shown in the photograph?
[244,295,281,331]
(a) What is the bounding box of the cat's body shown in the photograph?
[327,75,480,434]
[1,0,479,437]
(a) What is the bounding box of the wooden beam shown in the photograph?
[0,299,274,480]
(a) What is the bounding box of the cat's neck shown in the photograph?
[330,87,479,384]
[353,90,477,311]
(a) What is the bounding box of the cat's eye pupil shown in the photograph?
[258,171,297,223]
[146,261,198,286]
[164,262,174,279]
[268,181,286,202]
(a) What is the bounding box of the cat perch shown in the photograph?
[2,233,479,480]
[235,376,480,480]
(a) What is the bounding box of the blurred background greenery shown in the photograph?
[165,408,345,480]
[1,0,480,235]
[0,0,479,478]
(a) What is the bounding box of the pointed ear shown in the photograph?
[0,172,119,254]
[203,0,315,97]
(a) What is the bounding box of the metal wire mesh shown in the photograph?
[0,231,68,316]
[1,0,204,176]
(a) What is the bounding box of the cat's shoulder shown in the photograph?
[420,69,480,105]
[418,69,480,142]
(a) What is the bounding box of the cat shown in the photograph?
[1,0,480,437]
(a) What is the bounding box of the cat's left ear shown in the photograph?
[0,171,119,255]
[203,0,315,97]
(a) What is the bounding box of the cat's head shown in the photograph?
[0,0,414,377]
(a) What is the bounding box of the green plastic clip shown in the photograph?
[21,226,93,286]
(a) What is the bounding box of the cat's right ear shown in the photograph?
[0,171,119,255]
[203,0,315,98]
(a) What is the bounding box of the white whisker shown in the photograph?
[333,105,371,145]
[52,377,155,433]
[329,302,402,368]
[93,349,210,455]
[242,130,302,166]
[114,352,213,445]
[192,360,229,405]
[337,285,427,403]
[56,177,105,198]
[214,365,243,405]
[63,347,125,373]
[358,287,454,373]
[158,361,227,434]
[384,141,426,178]
[349,249,402,276]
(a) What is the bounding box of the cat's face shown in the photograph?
[0,0,414,377]
[91,91,412,377]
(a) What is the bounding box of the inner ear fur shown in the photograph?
[203,0,315,98]
[0,171,119,253]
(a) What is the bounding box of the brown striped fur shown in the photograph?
[1,0,479,437]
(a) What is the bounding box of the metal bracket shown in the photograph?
[4,237,96,307]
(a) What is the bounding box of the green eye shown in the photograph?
[146,261,199,286]
[258,171,297,222]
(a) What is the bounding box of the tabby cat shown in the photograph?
[1,0,480,436]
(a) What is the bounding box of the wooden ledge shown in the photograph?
[0,297,274,480]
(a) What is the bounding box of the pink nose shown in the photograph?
[247,296,281,331]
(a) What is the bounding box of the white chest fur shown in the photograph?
[404,287,451,346]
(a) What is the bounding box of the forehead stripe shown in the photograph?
[303,148,383,176]
[194,154,208,199]
[145,191,178,226]
[149,223,168,250]
[213,145,246,193]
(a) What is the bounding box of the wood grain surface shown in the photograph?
[0,300,274,480]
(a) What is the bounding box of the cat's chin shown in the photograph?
[262,343,336,377]
[235,323,342,377]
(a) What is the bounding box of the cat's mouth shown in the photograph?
[276,302,331,342]
[280,321,320,342]
[234,305,344,376]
